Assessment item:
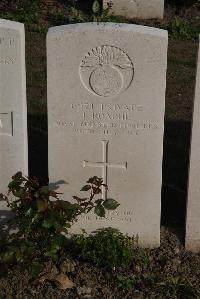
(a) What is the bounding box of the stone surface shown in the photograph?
[186,38,200,252]
[47,23,168,247]
[0,19,28,231]
[103,0,164,19]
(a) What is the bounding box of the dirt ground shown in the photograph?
[1,228,200,298]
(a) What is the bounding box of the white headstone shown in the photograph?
[0,20,28,217]
[47,23,168,247]
[186,38,200,252]
[103,0,164,19]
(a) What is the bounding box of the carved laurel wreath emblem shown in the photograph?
[79,45,134,97]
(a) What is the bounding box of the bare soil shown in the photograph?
[1,228,200,298]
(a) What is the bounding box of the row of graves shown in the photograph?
[0,17,199,251]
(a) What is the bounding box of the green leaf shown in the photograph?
[42,219,53,229]
[28,262,43,278]
[65,222,71,228]
[37,199,48,212]
[40,186,50,195]
[93,187,101,194]
[13,189,24,198]
[31,213,39,224]
[51,241,60,251]
[95,199,103,205]
[80,185,91,191]
[103,198,120,210]
[12,172,23,180]
[8,172,25,189]
[60,201,79,212]
[86,176,101,185]
[94,204,105,217]
[25,207,33,216]
[92,0,100,14]
[8,179,22,189]
[87,176,97,184]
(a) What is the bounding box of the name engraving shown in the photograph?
[0,37,15,47]
[54,101,158,136]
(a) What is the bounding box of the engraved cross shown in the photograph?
[83,140,127,200]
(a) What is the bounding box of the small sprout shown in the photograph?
[92,0,101,14]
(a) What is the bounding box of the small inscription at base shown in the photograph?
[80,209,134,223]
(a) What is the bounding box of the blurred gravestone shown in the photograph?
[186,37,200,252]
[0,19,28,234]
[103,0,164,19]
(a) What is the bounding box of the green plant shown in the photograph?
[64,0,126,24]
[90,0,126,23]
[157,276,200,298]
[0,0,40,27]
[193,0,200,8]
[67,6,88,23]
[72,227,135,269]
[117,274,139,290]
[54,9,67,24]
[168,17,199,40]
[0,173,119,276]
[92,0,101,15]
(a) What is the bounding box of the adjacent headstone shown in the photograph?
[103,0,164,20]
[47,23,168,247]
[186,38,200,252]
[0,19,28,229]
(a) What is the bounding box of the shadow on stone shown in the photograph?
[49,180,69,191]
[161,120,191,242]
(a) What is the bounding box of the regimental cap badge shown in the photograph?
[80,45,134,97]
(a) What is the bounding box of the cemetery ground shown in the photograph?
[0,39,199,298]
[1,2,200,299]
